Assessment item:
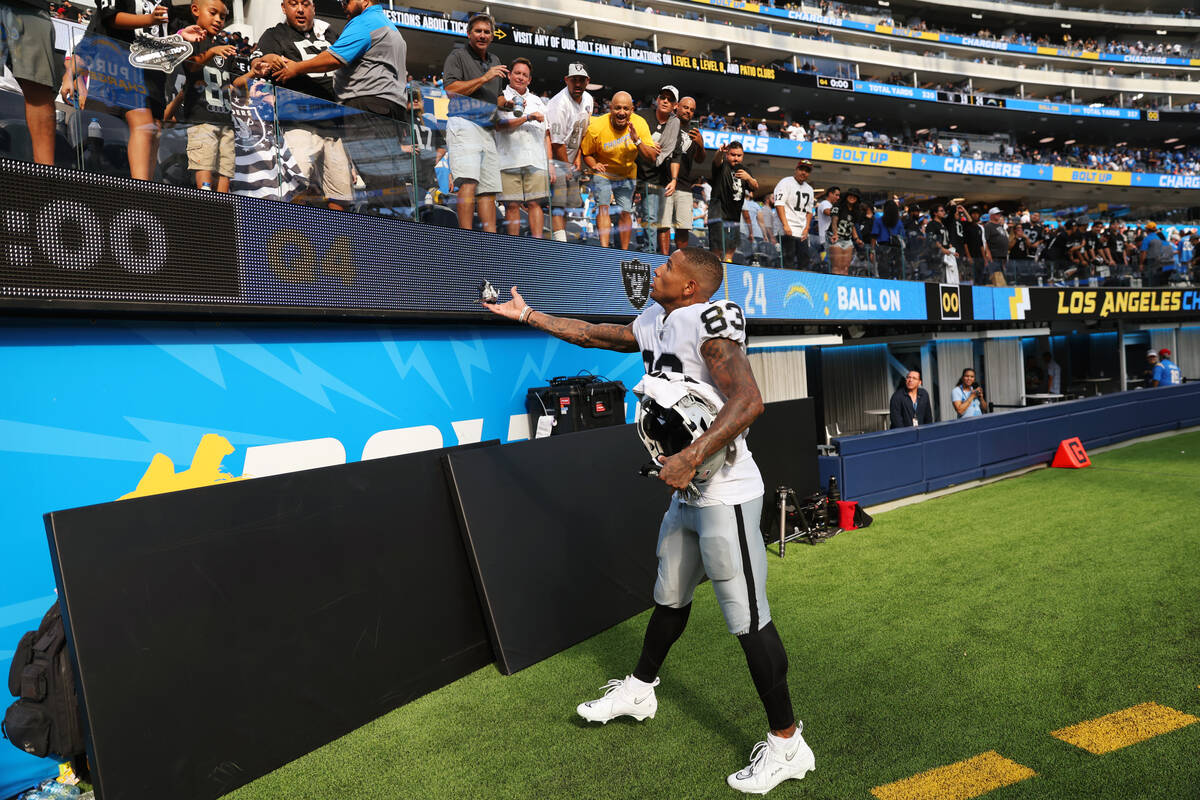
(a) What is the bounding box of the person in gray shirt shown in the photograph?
[276,0,409,211]
[442,11,514,233]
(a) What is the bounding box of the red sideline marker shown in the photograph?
[1052,437,1091,469]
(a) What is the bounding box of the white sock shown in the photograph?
[552,229,567,242]
[768,731,796,748]
[627,675,656,692]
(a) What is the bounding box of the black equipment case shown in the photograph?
[526,375,627,436]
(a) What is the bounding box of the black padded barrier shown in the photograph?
[443,424,666,675]
[745,397,819,499]
[43,442,496,800]
[442,399,819,675]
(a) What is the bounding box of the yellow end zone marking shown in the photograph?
[1050,702,1199,755]
[871,751,1035,800]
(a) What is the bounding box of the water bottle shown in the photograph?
[511,92,525,117]
[41,781,80,799]
[828,476,840,502]
[87,118,102,139]
[201,181,213,191]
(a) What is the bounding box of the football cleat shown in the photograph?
[576,675,659,724]
[726,732,815,794]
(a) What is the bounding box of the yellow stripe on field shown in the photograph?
[871,751,1035,800]
[1050,702,1199,755]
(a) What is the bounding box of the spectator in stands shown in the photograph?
[250,0,351,209]
[889,370,933,429]
[276,0,409,211]
[176,0,238,192]
[961,207,988,284]
[545,62,593,242]
[1152,348,1182,387]
[668,96,705,250]
[827,187,865,275]
[925,204,955,281]
[707,141,757,262]
[441,11,509,231]
[580,90,657,249]
[1043,220,1083,283]
[1042,351,1061,395]
[1139,222,1176,285]
[784,120,806,141]
[813,186,838,271]
[495,57,551,238]
[772,159,814,270]
[984,207,1009,286]
[636,85,681,254]
[1,0,59,164]
[951,368,987,418]
[870,199,905,279]
[68,0,174,180]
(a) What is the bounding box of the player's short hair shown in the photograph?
[678,247,723,298]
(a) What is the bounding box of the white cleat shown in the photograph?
[726,731,816,794]
[576,675,659,724]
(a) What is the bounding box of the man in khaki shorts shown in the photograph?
[0,0,60,165]
[666,95,706,249]
[495,57,550,237]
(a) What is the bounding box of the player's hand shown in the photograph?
[482,285,528,321]
[274,59,302,83]
[253,54,284,76]
[656,451,698,492]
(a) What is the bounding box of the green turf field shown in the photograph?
[223,431,1200,800]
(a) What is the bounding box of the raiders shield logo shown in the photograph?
[230,100,269,149]
[621,258,651,309]
[128,34,194,73]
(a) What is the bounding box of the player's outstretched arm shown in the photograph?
[482,286,639,353]
[656,337,764,490]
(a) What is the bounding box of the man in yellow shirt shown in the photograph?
[581,91,659,249]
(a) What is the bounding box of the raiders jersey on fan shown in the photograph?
[252,20,339,103]
[632,300,764,507]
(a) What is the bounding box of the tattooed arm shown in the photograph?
[482,286,639,353]
[655,337,764,491]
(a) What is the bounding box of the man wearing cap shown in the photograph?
[1150,348,1182,387]
[636,86,682,255]
[983,207,1009,286]
[545,62,594,242]
[443,12,512,232]
[772,160,814,269]
[1139,222,1176,286]
[580,91,659,249]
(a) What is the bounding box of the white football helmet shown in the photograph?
[635,372,735,492]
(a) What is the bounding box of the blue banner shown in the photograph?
[724,265,928,321]
[1002,97,1142,120]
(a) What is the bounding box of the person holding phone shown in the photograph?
[951,368,987,418]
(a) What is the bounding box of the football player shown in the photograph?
[482,246,812,794]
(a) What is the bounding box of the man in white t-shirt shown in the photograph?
[483,247,813,796]
[772,159,814,269]
[495,57,551,238]
[544,62,594,242]
[784,121,806,141]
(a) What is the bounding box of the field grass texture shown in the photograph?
[224,431,1200,800]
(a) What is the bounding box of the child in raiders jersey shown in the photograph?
[483,247,813,796]
[176,0,241,191]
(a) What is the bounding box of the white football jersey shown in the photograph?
[773,176,814,233]
[632,300,764,507]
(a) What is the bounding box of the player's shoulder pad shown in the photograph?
[692,299,747,345]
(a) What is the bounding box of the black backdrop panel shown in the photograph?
[44,443,495,800]
[444,424,668,675]
[745,398,819,498]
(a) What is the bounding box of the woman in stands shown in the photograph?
[827,187,866,275]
